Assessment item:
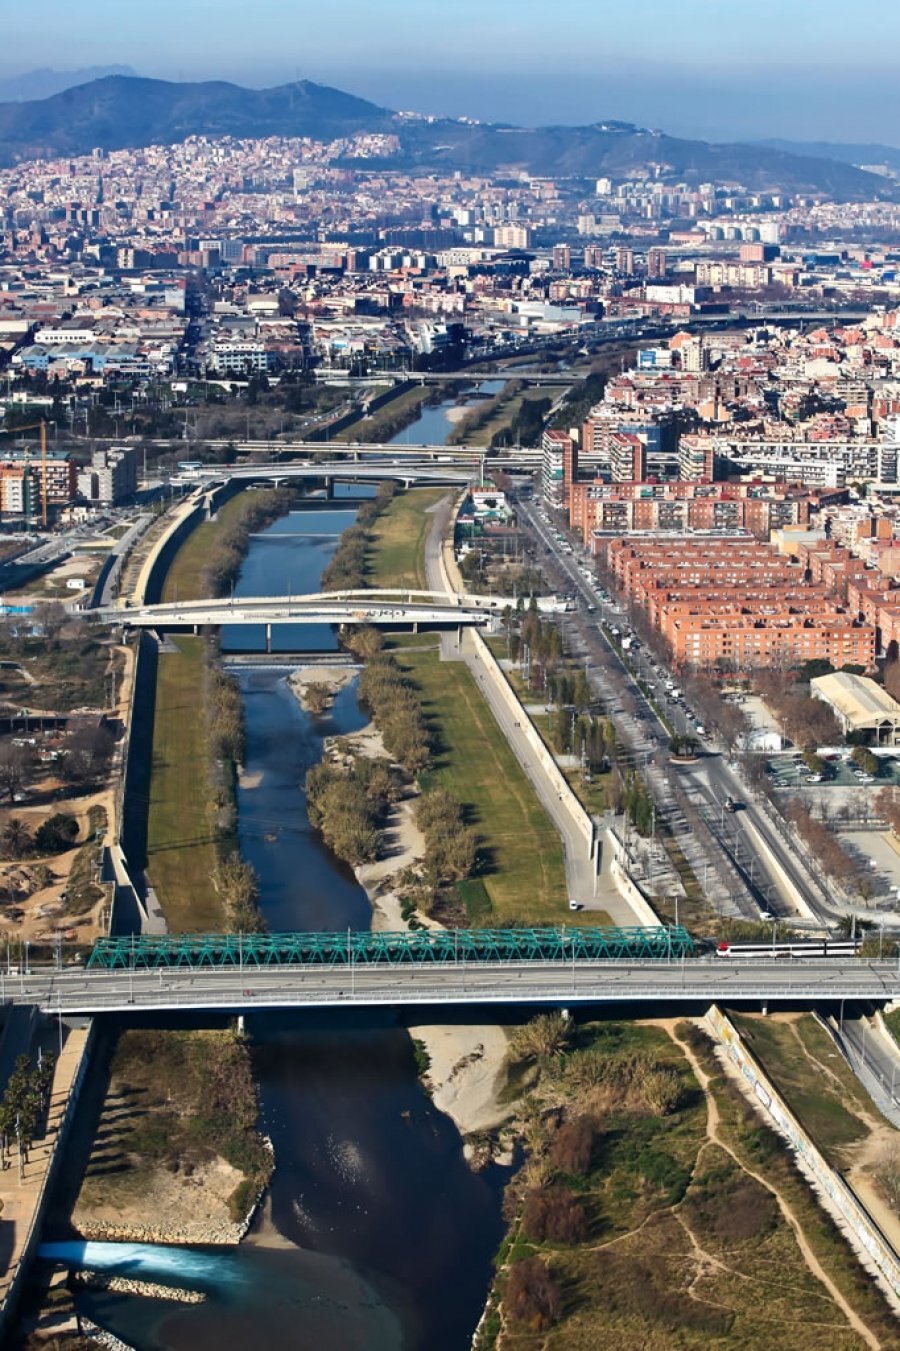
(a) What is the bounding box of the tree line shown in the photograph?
[0,1051,56,1171]
[203,487,298,597]
[320,482,397,592]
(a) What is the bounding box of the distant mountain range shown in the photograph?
[758,138,900,174]
[0,75,892,199]
[0,66,136,103]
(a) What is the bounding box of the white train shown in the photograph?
[716,939,860,960]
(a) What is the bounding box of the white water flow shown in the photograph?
[38,1240,248,1294]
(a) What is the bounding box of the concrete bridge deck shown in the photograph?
[94,588,512,631]
[10,959,900,1015]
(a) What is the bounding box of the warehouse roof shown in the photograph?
[810,672,900,727]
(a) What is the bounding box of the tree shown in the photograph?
[0,744,29,803]
[61,724,115,785]
[886,658,900,704]
[874,1142,900,1213]
[550,1116,595,1175]
[511,1012,571,1062]
[0,818,32,860]
[34,813,79,855]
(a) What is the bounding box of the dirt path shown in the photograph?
[669,1024,881,1351]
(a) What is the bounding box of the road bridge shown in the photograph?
[10,959,900,1016]
[7,929,900,1014]
[172,451,540,479]
[93,588,506,633]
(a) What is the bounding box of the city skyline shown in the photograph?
[2,0,900,143]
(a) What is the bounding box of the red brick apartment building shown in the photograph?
[605,536,876,672]
[570,480,814,550]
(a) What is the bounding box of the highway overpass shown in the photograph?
[94,588,505,632]
[8,958,900,1015]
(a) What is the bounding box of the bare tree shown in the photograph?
[0,744,29,803]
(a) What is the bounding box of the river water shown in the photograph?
[388,379,505,445]
[55,480,508,1350]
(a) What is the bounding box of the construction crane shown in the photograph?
[0,418,50,528]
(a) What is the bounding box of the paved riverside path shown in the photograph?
[7,960,900,1015]
[0,1025,89,1313]
[422,497,635,922]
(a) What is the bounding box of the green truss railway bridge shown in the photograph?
[2,927,900,1016]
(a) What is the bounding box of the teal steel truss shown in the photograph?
[87,926,694,969]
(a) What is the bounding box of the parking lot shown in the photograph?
[765,751,900,792]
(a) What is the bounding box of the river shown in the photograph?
[54,482,508,1350]
[388,379,505,445]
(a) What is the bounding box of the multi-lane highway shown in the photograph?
[9,958,900,1014]
[515,492,838,926]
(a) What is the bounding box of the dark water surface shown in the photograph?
[62,490,507,1350]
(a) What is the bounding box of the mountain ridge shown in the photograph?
[0,75,890,199]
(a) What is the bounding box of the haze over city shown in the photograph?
[1,0,900,141]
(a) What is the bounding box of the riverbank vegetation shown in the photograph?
[339,383,450,444]
[357,652,430,773]
[147,637,222,929]
[390,638,567,922]
[147,633,262,932]
[323,483,567,923]
[160,486,296,603]
[75,1028,273,1235]
[306,752,396,867]
[476,1016,895,1350]
[446,382,553,450]
[366,486,447,590]
[320,482,397,590]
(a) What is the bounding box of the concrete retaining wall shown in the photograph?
[605,827,665,926]
[435,489,594,853]
[467,628,595,853]
[706,1004,900,1307]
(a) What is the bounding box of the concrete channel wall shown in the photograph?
[706,1004,900,1308]
[467,628,596,854]
[436,493,596,857]
[605,828,667,928]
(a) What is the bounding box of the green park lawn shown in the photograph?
[146,636,224,930]
[392,639,567,923]
[366,487,449,590]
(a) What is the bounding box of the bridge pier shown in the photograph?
[265,623,272,654]
[324,477,334,500]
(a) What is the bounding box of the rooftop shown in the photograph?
[810,671,900,723]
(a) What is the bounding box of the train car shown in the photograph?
[716,939,860,960]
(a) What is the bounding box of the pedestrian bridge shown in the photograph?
[93,588,508,632]
[8,928,900,1014]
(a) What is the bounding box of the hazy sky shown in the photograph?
[4,0,900,142]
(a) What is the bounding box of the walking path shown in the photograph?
[0,1025,90,1314]
[669,1023,880,1351]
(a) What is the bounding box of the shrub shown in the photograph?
[521,1185,587,1244]
[505,1256,561,1329]
[550,1115,595,1176]
[35,812,79,854]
